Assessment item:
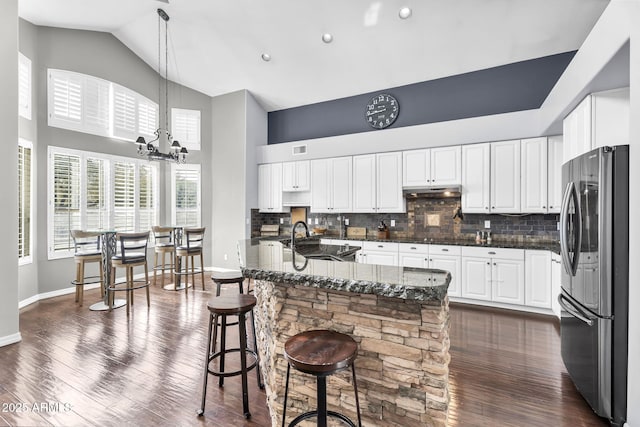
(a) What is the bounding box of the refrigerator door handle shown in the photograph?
[560,181,582,276]
[558,293,594,327]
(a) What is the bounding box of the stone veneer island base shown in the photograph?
[239,239,451,427]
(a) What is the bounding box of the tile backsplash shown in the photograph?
[251,197,559,243]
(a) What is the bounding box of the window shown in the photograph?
[48,146,159,259]
[171,164,201,227]
[19,53,31,120]
[18,139,33,264]
[171,108,201,150]
[48,69,158,141]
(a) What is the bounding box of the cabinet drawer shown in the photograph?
[398,243,429,254]
[461,246,524,260]
[362,241,399,252]
[429,245,461,256]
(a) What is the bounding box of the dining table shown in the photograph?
[88,230,127,311]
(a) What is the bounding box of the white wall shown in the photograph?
[210,90,266,268]
[258,109,541,164]
[0,0,21,346]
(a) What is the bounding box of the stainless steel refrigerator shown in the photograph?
[559,145,628,426]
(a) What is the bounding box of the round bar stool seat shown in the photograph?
[282,330,362,427]
[198,294,263,420]
[210,267,245,296]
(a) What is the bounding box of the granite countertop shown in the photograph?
[315,235,561,253]
[238,239,450,302]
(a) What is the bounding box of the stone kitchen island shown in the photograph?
[238,239,451,427]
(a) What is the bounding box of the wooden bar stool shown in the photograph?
[107,232,150,315]
[210,267,245,296]
[174,227,206,292]
[70,230,104,307]
[198,294,263,419]
[282,330,362,427]
[151,226,175,288]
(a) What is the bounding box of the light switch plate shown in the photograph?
[484,220,491,229]
[280,218,284,224]
[345,218,350,226]
[391,219,396,227]
[315,218,319,225]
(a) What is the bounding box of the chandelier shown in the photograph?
[135,8,188,163]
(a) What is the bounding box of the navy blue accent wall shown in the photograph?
[268,51,576,144]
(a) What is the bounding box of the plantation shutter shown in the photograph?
[171,108,201,150]
[18,143,32,260]
[86,157,108,231]
[49,70,82,128]
[84,78,110,135]
[174,167,201,227]
[113,86,137,140]
[52,153,81,252]
[113,161,136,231]
[18,54,31,120]
[138,164,158,232]
[138,98,158,139]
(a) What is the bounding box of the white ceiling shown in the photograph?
[19,0,609,112]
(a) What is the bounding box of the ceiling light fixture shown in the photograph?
[134,8,188,164]
[399,7,412,19]
[261,53,271,62]
[322,33,333,43]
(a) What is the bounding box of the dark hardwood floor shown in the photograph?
[0,279,608,426]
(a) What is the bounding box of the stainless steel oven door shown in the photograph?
[559,289,611,420]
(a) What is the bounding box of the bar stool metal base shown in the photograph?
[198,294,263,420]
[89,299,126,311]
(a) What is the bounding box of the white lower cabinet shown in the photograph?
[461,257,492,301]
[430,255,461,297]
[398,243,429,268]
[524,250,552,308]
[360,241,399,266]
[461,247,525,304]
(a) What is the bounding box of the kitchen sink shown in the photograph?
[303,254,346,262]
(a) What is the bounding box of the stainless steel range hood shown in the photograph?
[402,186,462,198]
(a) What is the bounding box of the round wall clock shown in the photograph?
[365,93,399,129]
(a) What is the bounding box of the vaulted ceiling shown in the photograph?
[19,0,609,112]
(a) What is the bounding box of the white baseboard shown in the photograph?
[16,267,214,310]
[18,283,101,309]
[0,332,22,347]
[449,297,556,317]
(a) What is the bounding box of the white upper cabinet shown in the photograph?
[547,135,563,213]
[403,146,461,188]
[282,160,310,192]
[521,137,548,213]
[376,152,404,213]
[490,139,521,213]
[431,146,461,186]
[352,154,377,212]
[563,88,629,163]
[258,163,288,213]
[461,143,491,213]
[353,152,404,213]
[310,157,352,213]
[402,149,430,187]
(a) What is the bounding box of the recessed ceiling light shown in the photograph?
[399,7,412,19]
[322,33,333,43]
[261,53,271,62]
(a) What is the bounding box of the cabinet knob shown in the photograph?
[493,263,496,266]
[549,206,554,209]
[377,245,384,248]
[492,206,495,209]
[488,251,496,255]
[485,207,489,210]
[442,248,449,252]
[486,262,490,265]
[542,206,546,208]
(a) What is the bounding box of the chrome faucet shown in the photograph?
[291,220,310,249]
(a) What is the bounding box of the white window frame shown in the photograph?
[47,146,159,260]
[19,53,32,120]
[47,69,158,142]
[171,108,201,151]
[171,163,201,228]
[18,139,33,265]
